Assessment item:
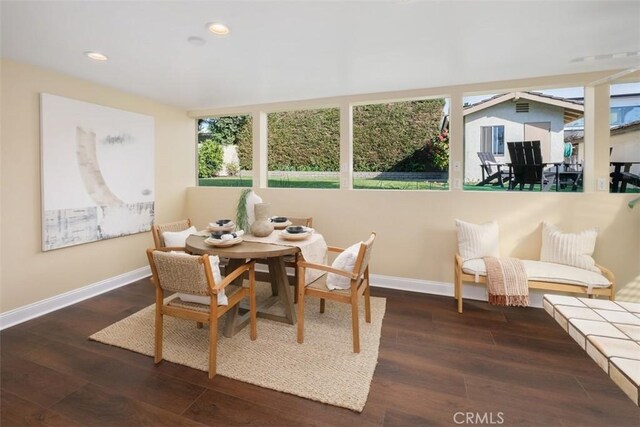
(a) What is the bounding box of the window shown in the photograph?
[481,126,504,155]
[609,81,640,193]
[267,108,340,189]
[197,115,252,187]
[352,98,450,191]
[464,86,584,192]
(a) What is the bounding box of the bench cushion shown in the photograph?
[462,258,611,288]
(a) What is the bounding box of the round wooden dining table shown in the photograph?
[185,234,298,338]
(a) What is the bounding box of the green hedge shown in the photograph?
[233,99,448,172]
[353,99,446,172]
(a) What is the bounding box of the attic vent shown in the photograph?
[516,103,529,113]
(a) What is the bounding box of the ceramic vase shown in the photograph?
[245,190,262,228]
[250,203,274,237]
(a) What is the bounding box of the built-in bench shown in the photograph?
[454,254,615,313]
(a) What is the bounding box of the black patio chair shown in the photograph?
[506,141,556,191]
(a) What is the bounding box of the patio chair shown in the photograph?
[476,152,509,187]
[296,232,376,353]
[506,141,556,191]
[146,248,257,379]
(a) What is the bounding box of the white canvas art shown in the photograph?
[41,94,154,251]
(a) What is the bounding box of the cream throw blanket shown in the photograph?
[243,232,328,285]
[483,256,529,307]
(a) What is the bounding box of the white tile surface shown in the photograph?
[587,336,640,360]
[543,299,554,316]
[543,295,585,307]
[594,310,640,326]
[569,318,628,340]
[609,362,639,406]
[611,357,640,387]
[579,298,625,311]
[547,294,640,407]
[586,341,610,372]
[616,301,640,314]
[615,323,640,342]
[554,305,605,322]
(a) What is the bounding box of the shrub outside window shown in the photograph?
[197,115,252,187]
[352,98,450,191]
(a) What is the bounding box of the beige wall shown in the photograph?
[0,60,195,312]
[186,188,640,291]
[2,60,639,315]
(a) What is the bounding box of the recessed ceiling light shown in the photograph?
[208,22,230,36]
[187,36,206,46]
[84,51,108,61]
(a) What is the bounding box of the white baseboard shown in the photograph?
[0,267,546,330]
[370,273,544,308]
[0,266,151,330]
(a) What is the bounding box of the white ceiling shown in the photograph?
[2,1,639,110]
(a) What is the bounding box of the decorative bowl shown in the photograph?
[285,226,306,234]
[216,219,232,226]
[271,216,288,223]
[281,230,311,241]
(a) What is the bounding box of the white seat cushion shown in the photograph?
[462,258,611,288]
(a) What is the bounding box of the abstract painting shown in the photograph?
[40,94,154,251]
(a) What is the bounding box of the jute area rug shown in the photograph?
[90,286,386,412]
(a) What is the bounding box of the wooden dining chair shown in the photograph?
[146,248,257,379]
[152,219,192,249]
[296,232,376,353]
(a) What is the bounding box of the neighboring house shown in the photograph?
[565,92,640,167]
[463,91,584,183]
[610,121,640,178]
[568,120,640,178]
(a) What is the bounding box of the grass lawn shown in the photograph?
[200,177,639,193]
[199,177,448,190]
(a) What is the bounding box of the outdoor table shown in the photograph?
[186,235,298,337]
[610,162,640,193]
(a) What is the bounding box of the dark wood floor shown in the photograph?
[2,279,639,427]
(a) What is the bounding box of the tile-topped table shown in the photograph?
[544,295,640,407]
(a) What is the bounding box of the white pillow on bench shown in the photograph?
[455,219,500,261]
[540,222,600,273]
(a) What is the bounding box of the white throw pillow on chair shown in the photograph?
[455,219,500,261]
[540,222,600,273]
[326,242,362,290]
[162,226,197,247]
[170,252,228,306]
